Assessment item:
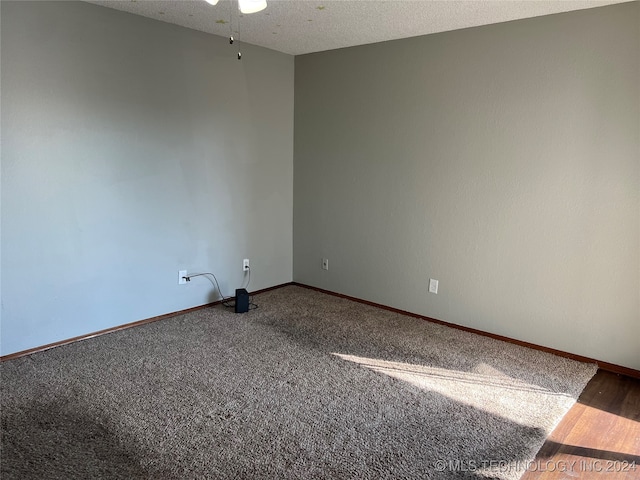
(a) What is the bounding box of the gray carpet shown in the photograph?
[1,285,597,479]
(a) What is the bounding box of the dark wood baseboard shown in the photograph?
[292,282,640,380]
[4,280,638,379]
[0,282,294,363]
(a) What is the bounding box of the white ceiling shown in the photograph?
[85,0,629,55]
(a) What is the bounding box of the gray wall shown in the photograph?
[1,1,294,355]
[294,3,640,370]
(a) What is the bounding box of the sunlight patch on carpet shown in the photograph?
[333,353,575,431]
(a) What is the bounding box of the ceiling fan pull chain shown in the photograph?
[237,1,242,60]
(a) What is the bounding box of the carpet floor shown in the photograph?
[1,285,597,479]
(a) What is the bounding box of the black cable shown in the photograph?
[243,266,251,290]
[182,272,235,307]
[182,267,257,310]
[244,267,259,310]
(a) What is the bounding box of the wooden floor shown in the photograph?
[522,370,640,480]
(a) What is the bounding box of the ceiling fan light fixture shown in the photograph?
[238,0,267,14]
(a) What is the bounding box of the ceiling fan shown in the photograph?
[203,0,267,59]
[204,0,267,15]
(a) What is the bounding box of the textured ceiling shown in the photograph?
[84,0,629,55]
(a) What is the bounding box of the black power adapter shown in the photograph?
[234,288,249,313]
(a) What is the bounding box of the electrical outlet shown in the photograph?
[243,259,250,272]
[429,278,439,294]
[322,258,329,271]
[178,270,187,285]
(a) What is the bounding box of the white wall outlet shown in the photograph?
[429,278,439,294]
[178,270,187,285]
[243,259,250,271]
[322,258,329,270]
